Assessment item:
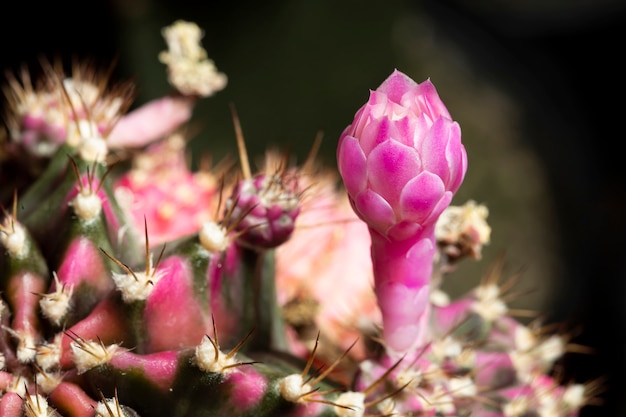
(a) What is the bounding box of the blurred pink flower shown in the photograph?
[114,134,218,246]
[275,174,381,360]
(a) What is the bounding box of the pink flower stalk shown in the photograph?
[337,69,467,354]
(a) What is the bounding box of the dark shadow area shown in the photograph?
[419,2,626,415]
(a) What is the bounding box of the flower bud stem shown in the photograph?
[370,226,436,355]
[241,247,288,353]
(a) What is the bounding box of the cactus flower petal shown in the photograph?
[367,139,422,210]
[399,171,447,224]
[336,135,367,196]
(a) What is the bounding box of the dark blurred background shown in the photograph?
[2,1,625,415]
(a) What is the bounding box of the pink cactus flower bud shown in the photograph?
[337,69,467,354]
[226,171,301,250]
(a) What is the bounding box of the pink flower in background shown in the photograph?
[114,134,218,246]
[275,175,380,359]
[337,69,467,354]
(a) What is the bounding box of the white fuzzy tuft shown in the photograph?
[71,190,103,221]
[195,336,236,374]
[278,374,311,403]
[78,136,108,163]
[71,339,119,374]
[199,221,230,252]
[39,273,73,325]
[334,391,366,417]
[0,219,27,258]
[36,333,63,371]
[35,370,63,394]
[112,266,163,303]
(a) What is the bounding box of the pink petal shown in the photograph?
[445,121,467,193]
[359,114,391,156]
[337,135,367,196]
[108,95,194,149]
[419,117,454,184]
[376,69,418,104]
[353,189,396,235]
[408,78,452,121]
[422,190,453,225]
[399,171,445,224]
[367,139,421,207]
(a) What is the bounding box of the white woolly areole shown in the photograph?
[431,335,463,361]
[95,398,125,417]
[39,274,73,326]
[503,396,530,417]
[377,398,399,416]
[8,374,28,395]
[0,220,27,258]
[430,288,450,306]
[514,325,537,352]
[195,336,236,374]
[112,263,164,303]
[334,391,366,417]
[159,20,228,97]
[36,334,63,371]
[24,393,51,417]
[35,370,63,394]
[78,136,108,163]
[419,385,455,415]
[509,351,535,384]
[448,376,477,397]
[71,340,119,374]
[199,221,230,252]
[278,374,312,403]
[0,352,5,370]
[435,200,491,245]
[71,190,103,221]
[66,118,98,147]
[396,368,423,390]
[562,384,585,409]
[16,331,37,363]
[454,348,477,370]
[536,335,565,366]
[471,284,507,321]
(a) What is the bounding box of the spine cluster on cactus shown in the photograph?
[0,19,601,417]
